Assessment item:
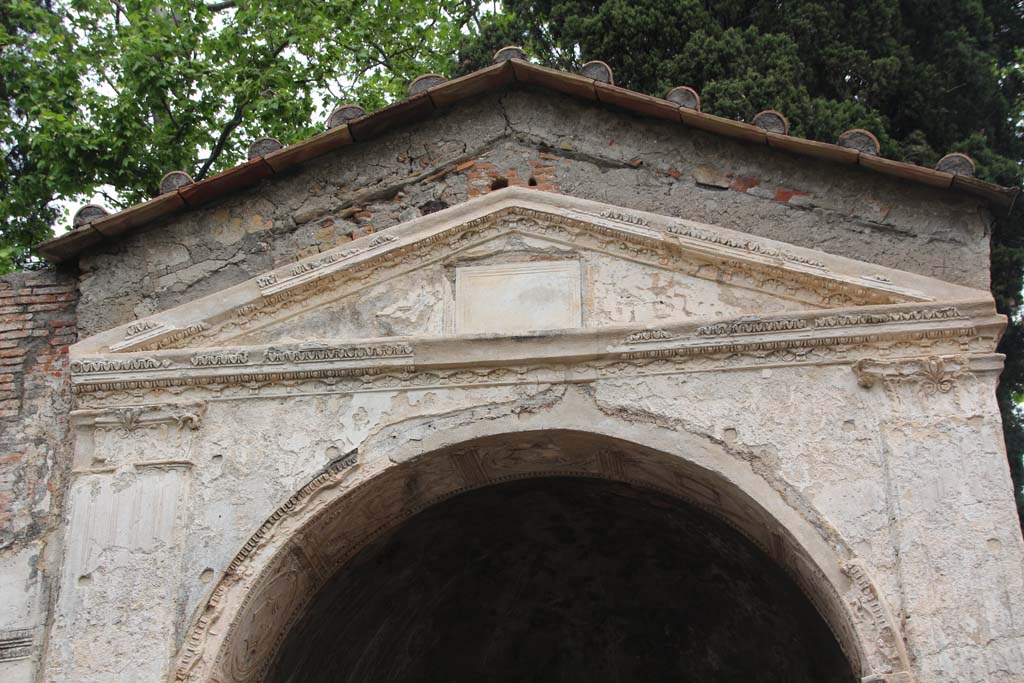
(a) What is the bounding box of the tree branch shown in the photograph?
[195,103,244,180]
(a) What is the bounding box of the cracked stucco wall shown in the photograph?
[74,86,994,337]
[44,364,1024,682]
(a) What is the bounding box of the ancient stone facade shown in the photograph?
[2,65,1023,682]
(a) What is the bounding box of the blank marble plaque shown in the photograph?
[455,261,582,335]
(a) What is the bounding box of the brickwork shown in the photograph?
[0,269,76,549]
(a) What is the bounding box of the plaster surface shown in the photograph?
[37,191,1022,683]
[0,85,1018,683]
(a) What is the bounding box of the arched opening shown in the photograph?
[269,477,855,682]
[175,427,905,683]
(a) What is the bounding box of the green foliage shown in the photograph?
[1,0,481,271]
[458,0,1024,526]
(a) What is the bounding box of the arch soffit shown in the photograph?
[170,393,914,683]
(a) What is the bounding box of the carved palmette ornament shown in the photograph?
[853,356,972,400]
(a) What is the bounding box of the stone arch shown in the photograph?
[171,394,912,682]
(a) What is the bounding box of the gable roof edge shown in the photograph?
[38,59,1019,264]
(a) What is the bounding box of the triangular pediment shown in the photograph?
[71,188,1000,388]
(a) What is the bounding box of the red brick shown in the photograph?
[28,284,76,295]
[14,293,75,305]
[538,152,562,161]
[730,176,760,192]
[0,322,31,334]
[0,330,33,341]
[25,303,65,312]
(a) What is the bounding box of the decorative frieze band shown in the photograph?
[263,344,413,364]
[815,307,964,328]
[688,307,965,339]
[191,351,250,367]
[697,318,808,336]
[72,357,173,373]
[620,327,972,361]
[624,329,674,343]
[668,223,825,269]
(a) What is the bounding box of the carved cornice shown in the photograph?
[66,303,1000,408]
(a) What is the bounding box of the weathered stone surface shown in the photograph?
[4,83,1022,683]
[159,171,194,195]
[837,128,881,155]
[247,137,283,160]
[0,271,76,683]
[73,89,995,338]
[753,109,789,134]
[936,152,976,176]
[408,73,448,96]
[666,85,701,110]
[326,103,365,129]
[492,45,527,62]
[579,60,614,84]
[72,205,108,228]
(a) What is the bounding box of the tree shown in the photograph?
[458,0,1024,526]
[0,0,483,271]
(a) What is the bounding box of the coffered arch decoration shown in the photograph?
[168,399,915,683]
